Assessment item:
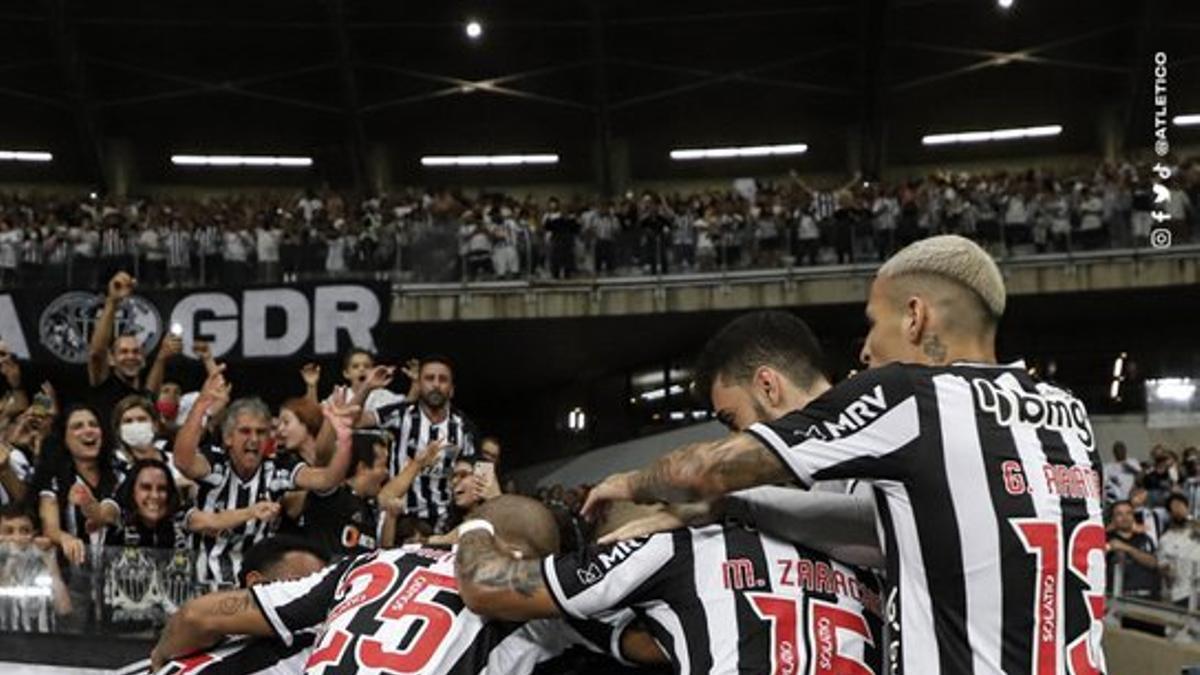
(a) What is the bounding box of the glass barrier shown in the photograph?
[0,543,206,637]
[0,212,1188,291]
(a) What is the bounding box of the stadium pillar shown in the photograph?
[367,144,391,195]
[103,139,136,197]
[858,0,889,181]
[1098,106,1123,162]
[45,0,109,192]
[589,0,614,198]
[328,0,369,195]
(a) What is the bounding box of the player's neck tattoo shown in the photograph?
[922,334,948,364]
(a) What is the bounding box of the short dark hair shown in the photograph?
[694,311,825,401]
[349,431,388,477]
[238,535,330,587]
[1110,499,1133,514]
[0,503,38,530]
[341,347,375,372]
[1167,493,1189,511]
[420,354,455,374]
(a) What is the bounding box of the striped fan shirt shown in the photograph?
[543,523,883,675]
[746,361,1107,675]
[374,402,477,533]
[187,446,306,587]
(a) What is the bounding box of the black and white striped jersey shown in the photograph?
[188,446,306,587]
[747,361,1107,675]
[251,544,629,675]
[543,523,884,675]
[155,631,317,675]
[373,402,477,532]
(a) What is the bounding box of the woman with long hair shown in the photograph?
[105,459,185,549]
[33,405,122,565]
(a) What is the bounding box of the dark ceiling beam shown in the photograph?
[44,0,106,189]
[607,48,853,111]
[0,58,54,74]
[890,23,1128,92]
[859,0,889,181]
[93,63,336,109]
[89,57,340,113]
[892,41,1132,75]
[607,5,851,26]
[0,84,65,108]
[358,61,595,113]
[589,0,613,197]
[327,0,368,194]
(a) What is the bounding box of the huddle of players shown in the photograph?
[152,234,1107,675]
[151,313,882,675]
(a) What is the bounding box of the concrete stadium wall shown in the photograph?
[390,246,1200,323]
[512,415,1200,490]
[1105,626,1200,675]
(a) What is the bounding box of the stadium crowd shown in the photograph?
[0,271,1195,647]
[0,269,546,635]
[0,156,1195,288]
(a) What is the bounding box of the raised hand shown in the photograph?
[322,386,360,434]
[361,365,395,393]
[158,334,183,361]
[198,364,229,404]
[401,358,420,383]
[107,271,136,302]
[300,363,321,388]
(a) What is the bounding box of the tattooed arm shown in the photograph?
[150,590,272,670]
[455,531,559,621]
[582,433,792,518]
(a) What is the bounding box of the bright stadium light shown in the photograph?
[922,125,1061,146]
[0,150,53,162]
[669,142,808,161]
[171,154,313,167]
[997,0,1014,9]
[420,154,559,167]
[1174,114,1200,127]
[465,19,483,40]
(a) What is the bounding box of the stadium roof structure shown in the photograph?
[0,0,1195,192]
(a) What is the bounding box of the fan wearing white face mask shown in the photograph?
[111,395,195,501]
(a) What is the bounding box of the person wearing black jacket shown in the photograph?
[541,198,580,279]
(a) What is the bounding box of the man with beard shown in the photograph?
[352,355,478,536]
[87,271,182,429]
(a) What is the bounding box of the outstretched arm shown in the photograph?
[582,433,791,518]
[150,590,271,670]
[89,272,135,386]
[295,388,357,491]
[173,367,227,481]
[455,529,559,621]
